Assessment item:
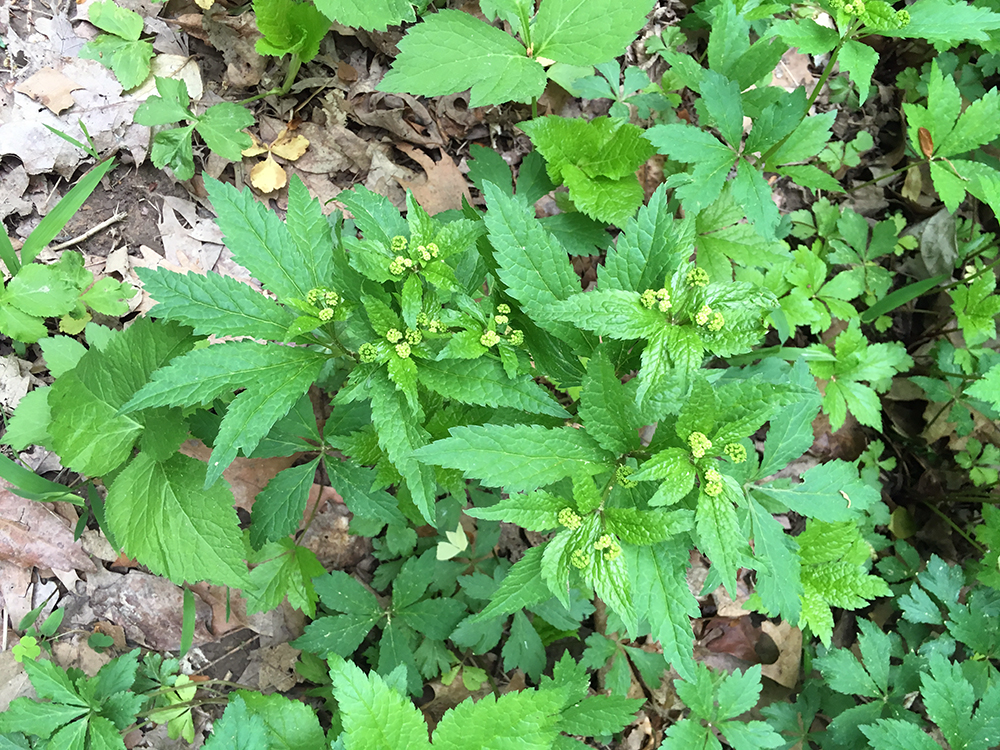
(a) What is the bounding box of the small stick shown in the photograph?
[49,211,127,252]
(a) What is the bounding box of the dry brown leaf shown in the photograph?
[270,132,310,161]
[14,67,82,114]
[395,144,472,215]
[190,581,251,636]
[250,154,288,193]
[0,483,95,572]
[179,439,298,512]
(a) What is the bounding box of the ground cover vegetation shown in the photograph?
[0,0,999,746]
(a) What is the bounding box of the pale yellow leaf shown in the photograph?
[241,132,270,157]
[250,154,287,193]
[269,131,310,161]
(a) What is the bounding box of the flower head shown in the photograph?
[358,343,379,363]
[497,303,511,314]
[480,330,501,347]
[389,256,407,275]
[695,305,713,326]
[688,432,713,459]
[603,541,622,561]
[703,467,724,497]
[405,329,422,345]
[640,289,658,309]
[395,342,411,358]
[391,235,408,252]
[571,550,591,569]
[494,314,509,326]
[708,311,725,332]
[386,328,403,344]
[317,307,334,321]
[418,245,432,262]
[507,329,524,346]
[594,534,615,551]
[687,268,710,287]
[427,242,439,258]
[615,464,637,488]
[724,443,747,464]
[558,507,582,530]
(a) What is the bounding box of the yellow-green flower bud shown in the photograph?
[688,432,713,459]
[418,245,432,262]
[395,342,411,358]
[405,329,422,345]
[595,534,614,550]
[724,443,747,464]
[704,468,722,483]
[708,311,724,332]
[640,289,658,309]
[415,312,430,327]
[358,343,378,363]
[615,464,637,488]
[480,330,500,347]
[391,235,408,252]
[656,288,671,312]
[386,328,403,344]
[494,314,508,326]
[895,8,909,24]
[508,329,524,346]
[497,303,511,314]
[703,467,723,497]
[428,319,444,333]
[318,307,334,321]
[687,268,709,287]
[603,541,622,561]
[695,305,712,326]
[427,242,439,258]
[558,507,582,530]
[306,288,321,305]
[571,550,591,569]
[323,290,340,308]
[402,257,413,268]
[389,256,407,275]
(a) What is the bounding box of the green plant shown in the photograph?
[0,158,137,345]
[133,78,253,181]
[250,0,330,98]
[79,1,153,90]
[378,0,656,107]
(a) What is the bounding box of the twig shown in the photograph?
[49,211,127,251]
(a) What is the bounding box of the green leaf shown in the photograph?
[755,459,877,522]
[699,69,743,147]
[538,289,663,339]
[417,358,569,417]
[136,267,293,340]
[647,123,735,213]
[771,18,839,54]
[378,10,546,106]
[254,0,330,60]
[951,271,1000,345]
[3,263,78,318]
[81,277,136,316]
[324,457,407,529]
[502,611,546,681]
[204,696,269,750]
[579,346,642,454]
[558,695,644,736]
[48,319,198,475]
[79,34,153,89]
[605,507,692,546]
[194,103,253,161]
[630,542,698,679]
[311,0,415,30]
[746,496,802,623]
[859,720,943,750]
[470,545,551,622]
[248,458,319,548]
[695,482,751,597]
[839,40,878,101]
[0,305,46,343]
[532,0,654,66]
[205,176,325,302]
[966,363,1000,410]
[887,0,1000,45]
[369,371,437,523]
[561,165,645,226]
[431,689,563,750]
[149,125,196,181]
[133,77,193,126]
[767,112,836,166]
[286,176,336,285]
[632,448,695,503]
[731,159,780,238]
[23,659,87,706]
[237,690,326,750]
[105,452,249,587]
[330,657,432,750]
[466,490,564,531]
[0,698,87,738]
[246,539,325,616]
[89,0,143,39]
[413,424,611,493]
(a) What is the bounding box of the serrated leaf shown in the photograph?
[532,0,654,67]
[696,481,750,597]
[579,346,642,454]
[248,458,319,548]
[205,176,325,302]
[417,357,569,417]
[150,125,196,180]
[133,77,193,125]
[502,610,546,681]
[105,452,249,587]
[246,539,324,617]
[311,0,415,30]
[203,695,269,750]
[839,39,878,102]
[470,545,551,622]
[79,35,153,90]
[646,123,735,213]
[137,267,293,340]
[413,424,611,493]
[755,459,877,522]
[466,490,564,531]
[859,719,942,750]
[89,0,143,40]
[558,695,644,736]
[378,10,546,106]
[324,457,406,529]
[431,688,563,750]
[699,69,743,147]
[746,496,802,623]
[237,690,326,750]
[538,289,663,339]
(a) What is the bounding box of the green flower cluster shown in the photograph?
[415,312,446,333]
[480,330,501,347]
[594,533,622,561]
[507,329,524,346]
[358,343,379,363]
[388,236,439,275]
[724,443,747,464]
[386,328,404,344]
[395,342,411,358]
[686,268,709,287]
[571,550,591,569]
[640,288,671,312]
[703,467,724,497]
[688,431,713,459]
[558,507,582,530]
[306,287,340,321]
[615,464,637,488]
[694,305,724,331]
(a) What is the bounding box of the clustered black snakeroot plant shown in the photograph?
[3,0,1000,746]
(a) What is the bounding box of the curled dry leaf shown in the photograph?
[242,126,311,193]
[918,126,934,158]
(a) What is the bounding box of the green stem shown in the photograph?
[941,255,1000,291]
[847,160,924,193]
[237,53,302,105]
[531,97,538,119]
[922,499,985,554]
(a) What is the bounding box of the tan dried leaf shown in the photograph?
[241,132,270,157]
[15,67,82,114]
[269,131,310,161]
[195,0,214,9]
[250,154,288,193]
[0,484,95,572]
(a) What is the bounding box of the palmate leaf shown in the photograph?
[245,538,325,616]
[417,357,569,418]
[413,424,613,493]
[137,267,294,340]
[105,452,249,587]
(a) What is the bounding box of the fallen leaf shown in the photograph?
[250,154,288,193]
[129,54,204,102]
[190,582,251,636]
[179,439,298,512]
[396,144,472,214]
[241,132,270,158]
[14,67,82,114]
[0,483,95,572]
[270,131,309,161]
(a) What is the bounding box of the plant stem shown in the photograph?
[238,53,303,105]
[847,160,924,193]
[922,499,985,554]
